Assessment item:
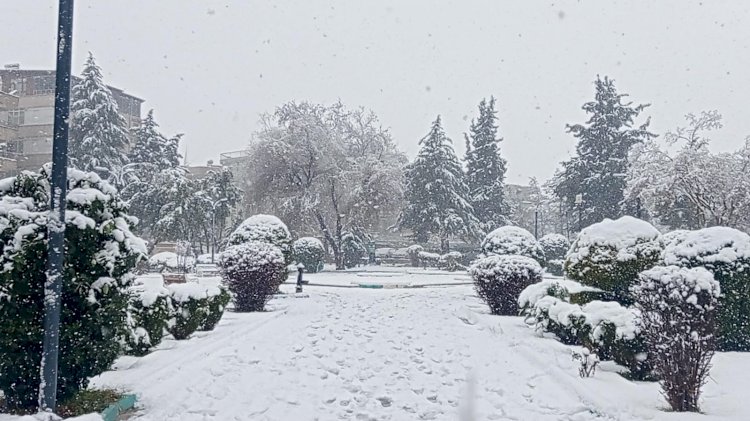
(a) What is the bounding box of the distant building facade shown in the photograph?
[0,64,143,178]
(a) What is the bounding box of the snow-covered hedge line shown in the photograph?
[167,281,229,339]
[481,226,546,265]
[126,275,172,355]
[661,226,750,351]
[0,167,146,411]
[471,255,543,315]
[219,241,286,312]
[565,216,662,303]
[519,279,651,379]
[293,237,325,273]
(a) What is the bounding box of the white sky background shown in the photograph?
[2,0,749,185]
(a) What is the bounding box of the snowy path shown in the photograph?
[93,278,747,421]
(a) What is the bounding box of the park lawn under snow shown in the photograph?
[5,269,748,421]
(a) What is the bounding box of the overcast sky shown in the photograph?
[2,1,750,184]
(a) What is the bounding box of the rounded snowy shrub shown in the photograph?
[440,251,464,272]
[539,234,570,276]
[418,250,441,267]
[219,241,286,312]
[662,227,750,351]
[227,214,293,264]
[199,283,231,331]
[167,283,211,340]
[341,233,366,269]
[125,275,172,356]
[293,237,325,273]
[565,216,662,303]
[470,255,543,315]
[633,266,720,412]
[481,226,546,266]
[406,245,424,267]
[0,167,146,410]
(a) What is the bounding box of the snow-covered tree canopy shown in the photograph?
[69,52,131,182]
[240,101,407,269]
[129,109,182,172]
[481,225,545,264]
[398,115,480,251]
[551,76,656,229]
[626,111,750,232]
[464,97,510,231]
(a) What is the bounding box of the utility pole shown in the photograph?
[39,0,74,413]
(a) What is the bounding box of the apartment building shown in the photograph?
[0,64,143,177]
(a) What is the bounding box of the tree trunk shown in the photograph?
[314,210,342,269]
[440,237,450,254]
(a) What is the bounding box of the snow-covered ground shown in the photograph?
[4,268,747,420]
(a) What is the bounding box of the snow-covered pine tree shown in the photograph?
[129,109,182,171]
[398,116,480,252]
[465,97,509,231]
[553,76,655,228]
[69,52,131,182]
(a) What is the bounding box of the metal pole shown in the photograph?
[534,210,539,239]
[211,208,216,264]
[39,0,74,412]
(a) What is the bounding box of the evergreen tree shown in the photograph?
[129,109,181,171]
[465,97,509,231]
[552,76,655,229]
[69,53,130,181]
[398,116,479,252]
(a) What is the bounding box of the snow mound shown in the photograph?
[293,236,324,251]
[517,278,600,309]
[635,265,720,310]
[662,226,750,267]
[131,274,170,307]
[227,214,291,246]
[567,216,660,264]
[148,251,195,270]
[167,281,222,303]
[469,254,542,279]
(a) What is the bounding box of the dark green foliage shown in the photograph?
[293,237,326,273]
[126,293,171,356]
[546,259,565,276]
[57,388,124,419]
[200,286,231,331]
[551,76,656,227]
[341,233,366,269]
[464,97,510,231]
[0,168,144,411]
[398,116,480,251]
[470,255,543,315]
[168,295,208,340]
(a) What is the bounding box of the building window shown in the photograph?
[7,110,24,126]
[32,76,55,95]
[8,77,27,95]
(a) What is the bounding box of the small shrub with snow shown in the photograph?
[440,251,465,272]
[341,233,367,268]
[470,255,543,315]
[200,284,231,331]
[539,234,570,276]
[418,250,441,267]
[481,226,546,266]
[227,214,293,264]
[662,226,750,351]
[565,216,662,303]
[126,275,172,356]
[293,237,326,273]
[0,167,146,411]
[219,241,286,312]
[167,283,210,340]
[572,348,599,378]
[406,244,424,267]
[519,279,652,379]
[633,266,720,412]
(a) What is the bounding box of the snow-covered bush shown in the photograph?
[565,216,662,303]
[199,283,231,331]
[219,241,286,311]
[341,233,366,268]
[293,237,325,273]
[147,251,195,273]
[440,251,464,272]
[481,226,545,266]
[539,234,570,276]
[417,251,441,267]
[519,279,652,379]
[470,255,543,315]
[167,283,210,340]
[227,214,292,264]
[633,266,720,412]
[406,244,424,267]
[0,167,146,410]
[662,226,750,351]
[125,275,172,356]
